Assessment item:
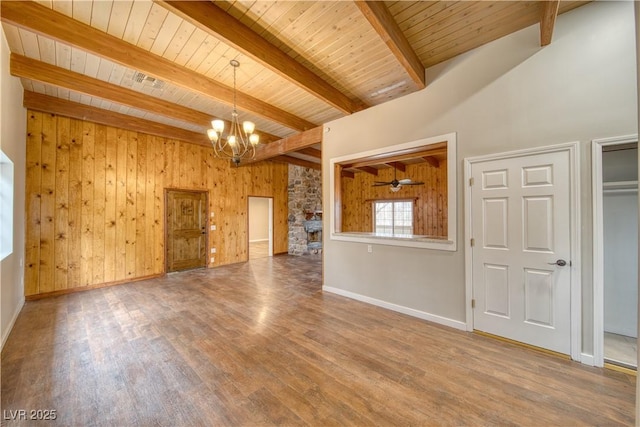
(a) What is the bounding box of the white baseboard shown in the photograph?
[2,296,24,350]
[322,286,467,331]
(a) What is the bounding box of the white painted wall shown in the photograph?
[249,197,270,242]
[0,28,26,348]
[323,1,638,354]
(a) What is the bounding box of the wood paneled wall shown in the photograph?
[24,110,288,297]
[340,162,447,237]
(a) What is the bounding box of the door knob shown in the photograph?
[548,259,567,267]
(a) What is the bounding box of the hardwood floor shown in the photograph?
[1,255,635,426]
[249,240,270,259]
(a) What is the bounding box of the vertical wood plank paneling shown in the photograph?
[273,162,288,254]
[68,119,83,288]
[144,136,156,275]
[100,127,117,283]
[115,129,128,281]
[338,162,447,238]
[154,137,166,272]
[39,113,57,294]
[80,121,95,286]
[54,116,70,290]
[93,125,107,284]
[24,111,290,296]
[125,132,138,278]
[24,112,43,296]
[136,134,148,276]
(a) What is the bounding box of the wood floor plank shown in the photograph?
[1,255,635,426]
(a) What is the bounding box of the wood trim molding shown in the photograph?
[0,0,315,132]
[25,273,165,301]
[354,0,426,89]
[158,1,367,114]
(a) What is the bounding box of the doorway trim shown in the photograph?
[464,141,581,361]
[247,196,274,258]
[592,134,638,368]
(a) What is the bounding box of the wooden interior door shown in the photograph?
[166,190,207,272]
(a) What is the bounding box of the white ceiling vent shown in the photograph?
[132,72,165,89]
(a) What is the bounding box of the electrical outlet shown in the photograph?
[211,248,216,254]
[367,245,372,253]
[210,212,214,218]
[210,257,215,264]
[210,224,216,231]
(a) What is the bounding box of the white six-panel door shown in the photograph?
[470,149,572,355]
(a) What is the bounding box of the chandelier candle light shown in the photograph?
[207,60,259,165]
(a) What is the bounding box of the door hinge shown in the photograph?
[469,177,474,186]
[471,299,476,309]
[470,238,475,247]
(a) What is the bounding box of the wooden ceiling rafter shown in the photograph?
[341,143,447,169]
[0,0,315,132]
[157,1,367,115]
[272,155,321,170]
[356,166,379,176]
[540,1,561,46]
[294,147,322,159]
[9,53,278,145]
[354,0,426,89]
[385,162,406,172]
[248,126,323,164]
[423,156,440,168]
[23,91,212,147]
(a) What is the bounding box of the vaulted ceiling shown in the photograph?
[1,1,589,169]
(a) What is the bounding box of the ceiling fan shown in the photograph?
[373,165,424,192]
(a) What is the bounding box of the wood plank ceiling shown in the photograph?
[1,0,589,169]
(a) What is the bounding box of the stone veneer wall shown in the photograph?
[288,165,322,255]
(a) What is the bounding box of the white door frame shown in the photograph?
[592,134,638,368]
[464,141,582,362]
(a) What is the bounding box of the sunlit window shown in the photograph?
[373,200,413,236]
[0,149,14,260]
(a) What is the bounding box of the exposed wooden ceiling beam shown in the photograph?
[0,0,315,132]
[341,143,447,169]
[10,54,281,144]
[23,91,212,147]
[354,0,425,89]
[385,162,406,172]
[158,1,367,115]
[423,156,440,168]
[295,147,322,159]
[272,155,321,171]
[246,126,323,164]
[540,1,560,46]
[341,170,355,179]
[357,166,378,176]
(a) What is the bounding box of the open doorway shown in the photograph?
[593,135,638,369]
[248,196,273,260]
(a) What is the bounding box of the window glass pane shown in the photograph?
[374,200,413,235]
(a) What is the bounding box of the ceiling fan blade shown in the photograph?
[373,182,392,186]
[403,181,425,185]
[398,178,413,184]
